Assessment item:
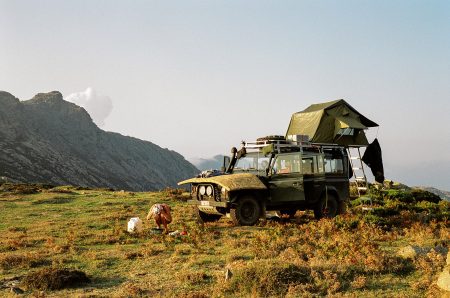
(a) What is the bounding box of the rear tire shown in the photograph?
[230,196,261,226]
[314,194,338,219]
[197,209,222,223]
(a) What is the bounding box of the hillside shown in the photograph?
[0,91,198,191]
[0,185,448,296]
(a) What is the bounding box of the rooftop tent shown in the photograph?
[286,99,378,147]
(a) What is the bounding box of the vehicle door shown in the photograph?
[302,153,326,202]
[323,149,349,200]
[268,153,305,204]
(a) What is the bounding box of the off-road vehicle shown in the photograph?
[179,136,351,226]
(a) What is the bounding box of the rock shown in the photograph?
[225,268,233,281]
[10,287,24,294]
[433,246,449,258]
[437,266,450,292]
[397,245,428,259]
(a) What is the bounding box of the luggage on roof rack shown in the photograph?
[256,135,287,145]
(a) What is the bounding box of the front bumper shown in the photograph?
[187,199,228,208]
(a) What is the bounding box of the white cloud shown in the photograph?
[65,88,113,127]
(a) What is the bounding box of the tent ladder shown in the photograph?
[347,147,372,211]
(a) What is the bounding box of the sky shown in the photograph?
[1,1,450,190]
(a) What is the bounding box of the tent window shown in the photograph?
[336,128,355,136]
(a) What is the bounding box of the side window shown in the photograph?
[302,155,324,174]
[302,157,315,174]
[272,154,301,174]
[324,156,344,174]
[317,155,324,173]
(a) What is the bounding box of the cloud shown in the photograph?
[65,88,113,126]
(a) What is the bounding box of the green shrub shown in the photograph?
[413,201,439,213]
[371,206,400,217]
[362,214,388,227]
[383,189,415,203]
[411,189,441,203]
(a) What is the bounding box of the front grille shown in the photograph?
[195,184,222,202]
[214,186,221,202]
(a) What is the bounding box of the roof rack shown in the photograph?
[242,139,319,154]
[241,136,347,155]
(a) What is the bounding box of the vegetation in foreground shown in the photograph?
[0,183,448,297]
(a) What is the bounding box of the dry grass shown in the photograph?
[0,185,448,297]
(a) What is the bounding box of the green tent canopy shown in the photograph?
[286,99,378,147]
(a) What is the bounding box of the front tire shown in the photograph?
[314,194,338,219]
[230,196,261,226]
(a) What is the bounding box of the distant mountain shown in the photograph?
[414,186,450,202]
[0,91,199,191]
[189,155,224,171]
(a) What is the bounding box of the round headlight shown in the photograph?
[199,185,206,195]
[206,185,213,196]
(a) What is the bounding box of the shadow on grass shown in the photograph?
[32,197,75,205]
[89,276,127,289]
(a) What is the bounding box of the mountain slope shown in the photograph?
[0,91,198,190]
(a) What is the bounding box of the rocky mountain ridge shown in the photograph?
[0,91,199,191]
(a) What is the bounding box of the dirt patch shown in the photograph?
[22,268,90,290]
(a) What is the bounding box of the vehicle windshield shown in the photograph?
[234,152,270,174]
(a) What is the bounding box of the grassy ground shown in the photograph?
[0,185,448,297]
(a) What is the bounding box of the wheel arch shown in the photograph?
[229,189,269,206]
[321,186,341,202]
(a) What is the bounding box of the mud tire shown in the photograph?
[314,194,338,219]
[230,196,261,226]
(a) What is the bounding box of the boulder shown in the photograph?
[437,266,450,292]
[397,245,448,260]
[397,245,428,259]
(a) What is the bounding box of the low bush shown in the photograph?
[410,189,441,203]
[221,260,311,297]
[0,252,48,270]
[0,183,40,194]
[22,268,90,290]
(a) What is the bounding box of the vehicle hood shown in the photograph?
[178,173,266,191]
